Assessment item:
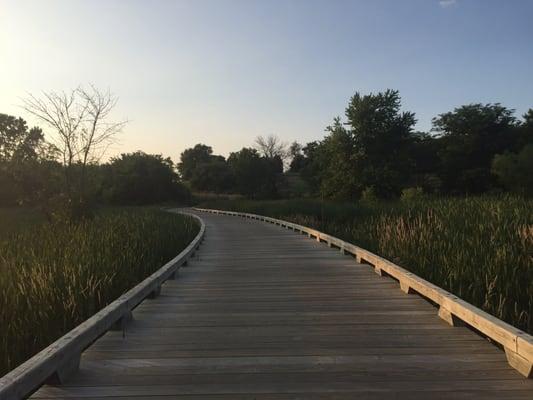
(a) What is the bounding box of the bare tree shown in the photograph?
[22,85,126,211]
[254,134,288,160]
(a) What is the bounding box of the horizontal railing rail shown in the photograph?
[0,209,205,400]
[194,207,533,379]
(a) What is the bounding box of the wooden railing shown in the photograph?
[195,207,533,379]
[0,210,205,400]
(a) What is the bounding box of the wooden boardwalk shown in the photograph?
[32,211,533,399]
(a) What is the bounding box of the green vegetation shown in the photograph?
[492,144,533,196]
[0,208,45,239]
[0,110,192,220]
[179,91,532,200]
[179,143,283,198]
[200,196,533,334]
[4,89,531,214]
[2,86,531,375]
[102,152,192,205]
[0,208,199,376]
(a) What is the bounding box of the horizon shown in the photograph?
[1,0,532,161]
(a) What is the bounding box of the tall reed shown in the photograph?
[0,208,199,376]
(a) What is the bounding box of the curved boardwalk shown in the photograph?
[32,211,533,399]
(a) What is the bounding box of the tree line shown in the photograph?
[0,114,190,218]
[178,141,284,199]
[1,86,190,220]
[179,90,533,199]
[2,87,532,220]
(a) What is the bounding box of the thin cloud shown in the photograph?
[439,0,457,8]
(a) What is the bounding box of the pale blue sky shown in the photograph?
[1,0,532,160]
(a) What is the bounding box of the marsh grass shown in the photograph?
[201,196,533,334]
[0,207,45,239]
[0,208,199,376]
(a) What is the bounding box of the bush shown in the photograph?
[401,187,426,202]
[102,152,191,205]
[361,186,379,203]
[492,144,533,196]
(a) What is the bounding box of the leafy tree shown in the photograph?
[0,114,47,162]
[227,148,281,198]
[522,109,533,128]
[288,141,306,172]
[407,132,442,193]
[178,144,213,180]
[346,89,416,197]
[288,141,302,158]
[227,148,262,197]
[308,90,416,199]
[433,103,517,136]
[492,144,533,196]
[179,145,237,193]
[516,109,533,149]
[298,141,322,194]
[318,118,357,199]
[190,157,234,193]
[103,152,190,205]
[263,155,284,197]
[0,113,60,207]
[432,103,521,194]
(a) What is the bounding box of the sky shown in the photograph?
[1,0,532,161]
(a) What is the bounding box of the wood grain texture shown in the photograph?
[30,210,533,399]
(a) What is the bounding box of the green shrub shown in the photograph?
[492,144,533,196]
[361,186,379,203]
[400,187,426,202]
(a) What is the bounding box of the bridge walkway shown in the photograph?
[32,211,533,399]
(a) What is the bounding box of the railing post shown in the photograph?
[148,285,161,299]
[168,269,178,280]
[111,310,133,331]
[400,281,415,294]
[45,354,81,385]
[438,306,463,326]
[505,348,533,378]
